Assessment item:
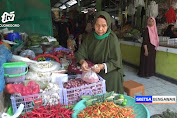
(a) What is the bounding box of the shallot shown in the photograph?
[63,78,88,89]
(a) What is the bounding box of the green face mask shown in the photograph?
[94,29,111,40]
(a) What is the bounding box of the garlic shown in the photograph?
[40,89,43,93]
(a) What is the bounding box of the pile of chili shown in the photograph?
[20,103,74,118]
[78,101,136,118]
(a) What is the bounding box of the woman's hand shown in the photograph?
[80,60,90,72]
[144,50,148,56]
[91,64,104,73]
[143,45,148,56]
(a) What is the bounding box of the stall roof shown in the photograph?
[51,0,120,11]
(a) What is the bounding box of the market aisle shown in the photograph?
[123,64,177,116]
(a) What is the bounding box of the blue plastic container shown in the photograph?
[7,32,22,41]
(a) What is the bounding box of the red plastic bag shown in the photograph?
[5,81,40,96]
[81,70,99,83]
[165,7,177,24]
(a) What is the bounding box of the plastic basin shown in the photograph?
[72,94,150,118]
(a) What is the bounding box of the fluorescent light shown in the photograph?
[67,0,77,6]
[60,5,67,9]
[81,9,88,13]
[82,11,88,13]
[67,5,71,7]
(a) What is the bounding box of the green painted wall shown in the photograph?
[121,44,140,66]
[0,0,53,36]
[120,44,177,80]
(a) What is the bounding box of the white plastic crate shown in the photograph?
[159,36,170,42]
[168,38,177,45]
[11,89,63,114]
[59,75,106,105]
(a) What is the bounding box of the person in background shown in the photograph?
[163,24,177,38]
[75,11,124,94]
[138,17,159,78]
[57,15,70,48]
[74,22,81,51]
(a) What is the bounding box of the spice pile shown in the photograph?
[21,103,74,118]
[78,101,136,118]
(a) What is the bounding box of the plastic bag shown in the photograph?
[11,55,37,66]
[127,4,136,16]
[147,1,158,18]
[29,61,61,72]
[0,45,12,61]
[5,81,40,96]
[0,45,12,93]
[68,60,94,74]
[25,71,52,82]
[0,71,5,94]
[81,70,99,83]
[134,0,145,7]
[165,7,177,24]
[20,49,35,59]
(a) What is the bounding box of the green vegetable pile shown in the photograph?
[81,92,128,107]
[124,29,141,39]
[29,34,43,46]
[152,109,177,118]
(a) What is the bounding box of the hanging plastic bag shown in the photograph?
[127,4,136,16]
[134,0,145,7]
[146,1,158,18]
[81,70,99,83]
[165,7,177,24]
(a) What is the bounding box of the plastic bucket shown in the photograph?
[3,62,28,77]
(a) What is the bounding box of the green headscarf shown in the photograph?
[94,11,112,40]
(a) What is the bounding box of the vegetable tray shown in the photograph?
[72,94,150,118]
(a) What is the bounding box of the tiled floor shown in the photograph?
[123,64,177,117]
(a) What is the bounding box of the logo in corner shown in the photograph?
[1,11,15,23]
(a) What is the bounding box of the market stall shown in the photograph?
[0,24,151,118]
[5,0,177,117]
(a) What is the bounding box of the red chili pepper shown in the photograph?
[21,103,74,118]
[78,101,136,118]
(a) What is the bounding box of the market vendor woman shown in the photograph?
[75,11,124,94]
